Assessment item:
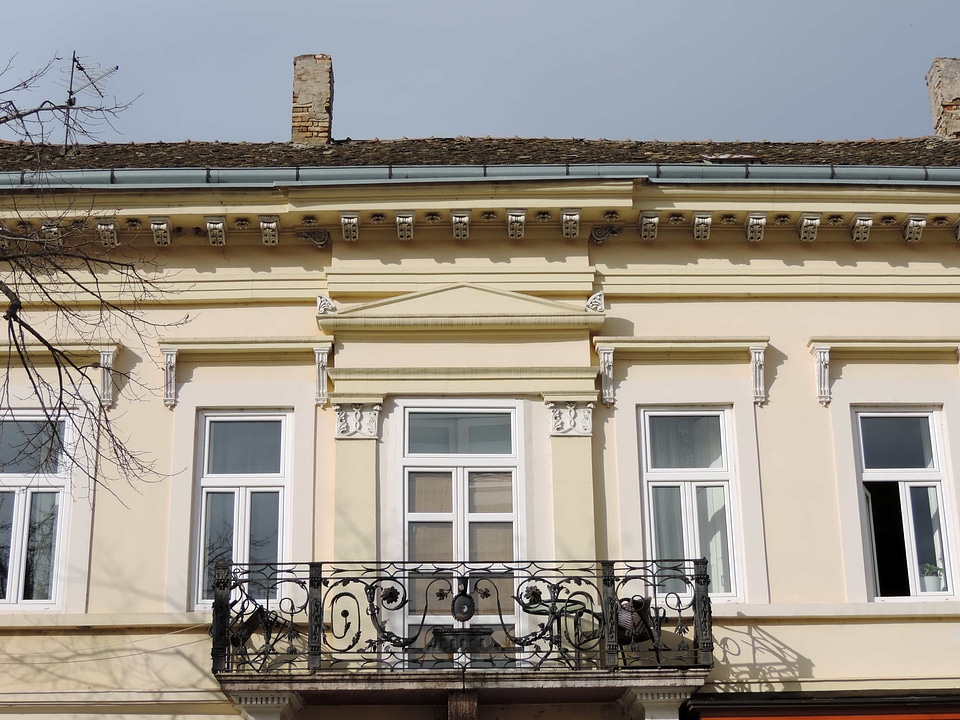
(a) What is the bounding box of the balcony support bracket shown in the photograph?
[619,689,694,720]
[230,691,303,720]
[448,691,478,720]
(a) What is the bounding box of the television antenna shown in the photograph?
[62,51,119,146]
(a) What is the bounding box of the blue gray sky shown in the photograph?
[3,0,959,144]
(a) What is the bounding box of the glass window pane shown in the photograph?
[0,420,64,474]
[469,522,513,562]
[911,485,947,593]
[651,486,685,558]
[248,492,280,566]
[207,420,282,475]
[468,472,512,513]
[408,472,453,513]
[22,492,59,601]
[0,491,13,600]
[408,412,511,454]
[408,522,452,563]
[861,416,933,470]
[649,415,723,469]
[696,486,732,594]
[202,492,235,599]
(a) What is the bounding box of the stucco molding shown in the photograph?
[545,400,595,436]
[812,345,831,406]
[332,401,382,439]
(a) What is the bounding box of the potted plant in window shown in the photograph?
[920,563,944,592]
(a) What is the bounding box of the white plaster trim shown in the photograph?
[692,212,712,241]
[315,344,331,405]
[812,345,831,406]
[340,212,359,242]
[545,400,594,436]
[98,348,116,408]
[333,402,382,439]
[149,217,171,246]
[96,218,118,247]
[745,213,766,243]
[750,345,766,405]
[599,346,615,406]
[395,211,414,241]
[640,211,659,240]
[507,209,526,239]
[561,208,580,238]
[850,214,873,243]
[903,214,926,243]
[452,210,470,240]
[798,213,820,242]
[259,215,280,246]
[205,216,226,246]
[162,348,177,408]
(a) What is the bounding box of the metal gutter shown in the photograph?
[3,163,960,189]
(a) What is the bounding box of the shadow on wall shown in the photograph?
[711,621,814,692]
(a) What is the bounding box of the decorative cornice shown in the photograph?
[205,216,226,246]
[545,400,594,436]
[903,214,926,243]
[329,366,598,397]
[507,210,525,239]
[692,212,712,242]
[745,213,766,243]
[97,218,118,247]
[798,213,820,242]
[561,209,580,238]
[333,402,382,439]
[850,214,873,243]
[259,215,279,246]
[340,212,359,242]
[452,210,470,240]
[319,313,604,331]
[639,211,659,240]
[149,217,171,246]
[396,211,414,241]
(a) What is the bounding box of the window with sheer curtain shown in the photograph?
[0,416,67,604]
[640,409,736,596]
[858,412,951,598]
[197,413,287,601]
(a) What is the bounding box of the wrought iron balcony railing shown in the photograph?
[211,559,712,674]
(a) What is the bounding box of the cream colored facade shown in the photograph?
[1,56,960,720]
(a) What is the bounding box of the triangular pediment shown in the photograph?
[318,283,604,333]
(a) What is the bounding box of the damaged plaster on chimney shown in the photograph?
[926,57,960,139]
[292,54,334,144]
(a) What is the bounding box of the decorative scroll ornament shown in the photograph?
[206,216,226,246]
[298,229,330,248]
[233,218,251,230]
[826,215,845,226]
[424,213,442,224]
[561,209,580,238]
[97,219,119,247]
[314,345,331,404]
[149,217,171,246]
[369,213,387,225]
[259,216,280,246]
[590,225,623,244]
[639,211,659,240]
[598,347,615,405]
[340,212,359,242]
[745,213,766,243]
[602,211,621,223]
[333,403,382,439]
[395,212,414,241]
[546,401,595,437]
[316,294,337,315]
[124,218,142,231]
[480,212,498,223]
[585,291,605,313]
[850,215,873,243]
[99,349,117,408]
[452,211,470,240]
[667,214,686,225]
[879,216,898,227]
[507,210,526,239]
[750,346,766,405]
[301,215,319,227]
[719,214,738,226]
[903,215,926,243]
[41,222,61,243]
[798,213,821,243]
[773,214,792,226]
[162,349,177,408]
[812,345,831,406]
[535,212,553,223]
[692,213,712,242]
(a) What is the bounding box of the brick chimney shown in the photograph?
[292,54,334,144]
[926,57,960,138]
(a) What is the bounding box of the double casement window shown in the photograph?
[402,406,521,648]
[0,417,67,604]
[197,413,288,601]
[857,412,951,597]
[640,409,736,595]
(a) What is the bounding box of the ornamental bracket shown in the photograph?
[750,345,767,405]
[812,345,831,406]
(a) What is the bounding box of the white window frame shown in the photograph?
[855,409,953,599]
[639,407,739,598]
[397,400,525,651]
[0,412,70,606]
[195,411,291,603]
